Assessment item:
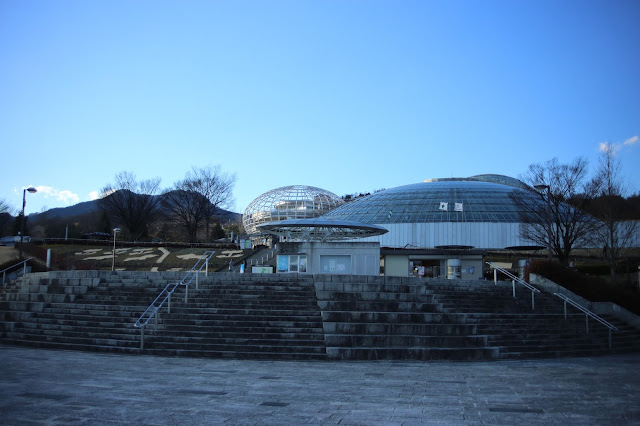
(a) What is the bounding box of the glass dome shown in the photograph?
[322,180,540,224]
[243,185,343,235]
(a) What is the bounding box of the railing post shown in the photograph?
[168,292,171,314]
[493,269,497,285]
[585,314,589,333]
[140,328,144,351]
[531,291,535,311]
[512,280,516,298]
[155,311,158,329]
[2,271,5,288]
[23,261,27,277]
[185,285,188,304]
[196,272,199,290]
[206,258,209,276]
[563,300,567,319]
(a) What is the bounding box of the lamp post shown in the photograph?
[19,187,38,259]
[534,184,553,262]
[111,228,121,272]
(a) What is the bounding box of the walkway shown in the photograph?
[1,345,639,425]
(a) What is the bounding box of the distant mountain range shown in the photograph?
[28,192,242,222]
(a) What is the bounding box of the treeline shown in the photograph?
[0,165,242,244]
[513,144,639,284]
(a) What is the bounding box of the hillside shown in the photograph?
[27,191,242,222]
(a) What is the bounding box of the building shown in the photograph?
[243,185,344,240]
[321,175,542,277]
[245,176,545,277]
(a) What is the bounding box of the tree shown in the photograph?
[162,166,236,242]
[0,198,12,237]
[210,222,226,240]
[186,165,237,239]
[161,188,211,242]
[512,157,599,265]
[97,172,162,241]
[586,143,638,284]
[12,213,28,237]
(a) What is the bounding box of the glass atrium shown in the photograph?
[322,180,541,224]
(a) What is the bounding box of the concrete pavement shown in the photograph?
[1,344,639,425]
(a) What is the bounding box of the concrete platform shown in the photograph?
[1,344,639,425]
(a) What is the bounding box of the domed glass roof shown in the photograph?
[243,185,343,235]
[322,180,539,224]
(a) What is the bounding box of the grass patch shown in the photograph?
[22,243,251,272]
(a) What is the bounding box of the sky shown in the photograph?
[1,0,639,217]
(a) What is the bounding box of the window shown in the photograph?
[278,254,307,273]
[320,255,351,274]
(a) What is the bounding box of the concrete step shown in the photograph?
[325,346,500,361]
[317,301,443,312]
[324,334,488,348]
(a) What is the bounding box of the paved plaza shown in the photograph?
[1,344,639,425]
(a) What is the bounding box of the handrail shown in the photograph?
[250,247,277,266]
[554,292,618,330]
[134,250,215,350]
[486,262,539,310]
[553,292,618,349]
[1,257,35,287]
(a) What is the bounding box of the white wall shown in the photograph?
[354,222,526,249]
[280,241,381,276]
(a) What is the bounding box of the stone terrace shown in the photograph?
[1,271,639,360]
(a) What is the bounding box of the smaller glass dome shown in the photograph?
[243,185,343,235]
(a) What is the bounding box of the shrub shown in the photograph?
[530,260,640,316]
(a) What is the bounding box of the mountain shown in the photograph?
[29,199,99,220]
[28,192,242,222]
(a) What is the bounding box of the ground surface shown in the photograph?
[1,345,639,425]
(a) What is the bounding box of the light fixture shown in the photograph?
[111,228,121,272]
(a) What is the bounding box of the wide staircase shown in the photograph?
[1,271,639,360]
[426,279,640,359]
[315,277,497,360]
[0,271,176,354]
[139,275,326,359]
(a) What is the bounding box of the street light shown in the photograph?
[19,187,37,259]
[111,228,121,272]
[533,183,553,262]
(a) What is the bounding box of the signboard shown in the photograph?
[251,266,273,274]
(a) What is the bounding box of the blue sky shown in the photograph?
[1,0,639,216]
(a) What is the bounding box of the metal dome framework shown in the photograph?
[257,219,388,242]
[243,185,343,236]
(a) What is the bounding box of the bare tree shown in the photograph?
[161,186,210,243]
[188,165,236,239]
[512,157,598,265]
[162,165,236,243]
[97,172,162,241]
[587,143,638,283]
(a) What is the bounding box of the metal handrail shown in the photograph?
[486,262,540,310]
[553,292,618,349]
[1,257,35,287]
[134,250,215,349]
[250,247,277,266]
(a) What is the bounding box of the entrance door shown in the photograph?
[411,260,440,278]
